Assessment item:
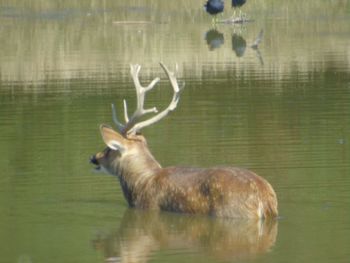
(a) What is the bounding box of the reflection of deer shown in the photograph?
[90,63,278,219]
[93,210,278,263]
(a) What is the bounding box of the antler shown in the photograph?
[111,62,182,136]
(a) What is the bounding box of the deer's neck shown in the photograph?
[117,149,161,207]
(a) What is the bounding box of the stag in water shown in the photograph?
[90,62,278,219]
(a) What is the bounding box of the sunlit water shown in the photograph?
[1,1,350,263]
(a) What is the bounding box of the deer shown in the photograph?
[93,209,278,263]
[90,62,278,219]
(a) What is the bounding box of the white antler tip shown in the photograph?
[130,64,141,74]
[118,63,183,134]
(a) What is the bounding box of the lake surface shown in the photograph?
[1,1,350,262]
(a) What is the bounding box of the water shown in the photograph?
[1,1,350,262]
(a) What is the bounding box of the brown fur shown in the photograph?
[92,124,278,219]
[93,209,278,262]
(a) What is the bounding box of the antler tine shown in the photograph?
[111,103,125,132]
[110,63,182,136]
[111,99,131,132]
[127,62,181,135]
[116,64,159,134]
[123,99,129,123]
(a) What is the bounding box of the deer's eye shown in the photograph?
[105,148,112,154]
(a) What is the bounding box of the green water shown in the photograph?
[1,1,350,262]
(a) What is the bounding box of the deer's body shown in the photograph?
[93,125,278,219]
[91,63,278,219]
[122,165,277,218]
[153,167,276,218]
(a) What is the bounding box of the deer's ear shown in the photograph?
[99,124,126,153]
[106,140,125,153]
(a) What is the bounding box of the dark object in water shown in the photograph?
[205,29,225,50]
[204,0,224,23]
[232,0,246,8]
[204,0,224,15]
[232,34,247,57]
[231,0,247,18]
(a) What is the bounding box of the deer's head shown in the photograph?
[91,63,182,177]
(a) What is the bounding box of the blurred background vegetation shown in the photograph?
[0,0,349,86]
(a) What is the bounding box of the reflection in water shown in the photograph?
[231,33,247,57]
[231,30,264,65]
[0,5,104,20]
[93,210,278,263]
[204,27,264,66]
[250,29,264,65]
[1,2,349,263]
[253,47,264,65]
[250,29,263,49]
[205,29,225,51]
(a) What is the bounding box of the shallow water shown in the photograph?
[1,1,350,262]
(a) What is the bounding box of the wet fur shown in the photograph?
[92,125,278,219]
[119,166,277,218]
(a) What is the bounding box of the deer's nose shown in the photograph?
[90,155,99,165]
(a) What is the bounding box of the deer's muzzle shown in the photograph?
[90,155,101,170]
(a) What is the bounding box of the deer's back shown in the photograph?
[149,167,278,219]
